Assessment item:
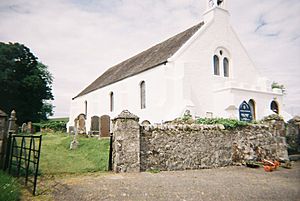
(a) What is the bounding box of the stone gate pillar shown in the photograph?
[0,109,8,169]
[112,110,140,173]
[287,116,300,154]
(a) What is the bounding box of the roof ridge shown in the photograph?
[74,21,204,99]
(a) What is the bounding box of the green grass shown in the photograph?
[0,170,21,201]
[39,133,110,175]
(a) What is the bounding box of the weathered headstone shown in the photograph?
[27,122,33,134]
[70,137,79,150]
[8,110,17,134]
[77,114,86,134]
[21,123,27,133]
[100,115,110,137]
[141,120,151,126]
[70,118,79,150]
[68,126,75,134]
[90,116,100,135]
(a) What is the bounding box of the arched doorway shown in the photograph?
[270,101,279,114]
[248,99,256,120]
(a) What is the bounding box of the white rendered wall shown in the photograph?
[67,62,190,131]
[67,7,285,131]
[171,7,283,119]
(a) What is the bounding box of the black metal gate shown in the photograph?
[108,133,113,171]
[5,134,42,195]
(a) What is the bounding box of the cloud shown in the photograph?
[0,0,299,116]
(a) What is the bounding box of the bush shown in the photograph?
[0,171,21,201]
[33,120,67,132]
[196,118,248,129]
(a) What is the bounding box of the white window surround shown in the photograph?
[213,47,231,78]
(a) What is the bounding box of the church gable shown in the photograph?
[74,22,204,99]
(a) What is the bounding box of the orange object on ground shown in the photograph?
[264,165,275,172]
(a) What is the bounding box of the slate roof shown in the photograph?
[0,109,7,117]
[74,22,204,99]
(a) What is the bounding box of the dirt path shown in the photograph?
[49,162,300,201]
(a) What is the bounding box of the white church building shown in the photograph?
[67,0,287,133]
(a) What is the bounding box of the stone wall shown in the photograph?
[112,111,289,173]
[286,116,300,154]
[140,123,288,171]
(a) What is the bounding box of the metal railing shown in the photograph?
[5,134,42,195]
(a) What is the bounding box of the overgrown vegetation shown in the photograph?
[33,120,67,132]
[0,170,21,201]
[196,118,249,129]
[271,82,286,94]
[39,133,109,175]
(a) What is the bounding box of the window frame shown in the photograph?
[109,92,114,112]
[213,55,220,76]
[140,81,146,109]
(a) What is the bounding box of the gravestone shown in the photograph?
[141,120,151,126]
[21,123,27,133]
[90,116,100,135]
[239,101,253,122]
[77,114,86,134]
[27,122,33,133]
[100,115,110,137]
[68,126,75,134]
[8,110,17,134]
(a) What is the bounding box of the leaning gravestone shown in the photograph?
[77,114,86,134]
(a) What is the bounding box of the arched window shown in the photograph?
[270,100,279,114]
[109,92,114,112]
[248,99,256,120]
[140,81,146,109]
[223,57,229,77]
[213,55,220,75]
[84,100,87,118]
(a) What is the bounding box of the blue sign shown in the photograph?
[239,101,253,122]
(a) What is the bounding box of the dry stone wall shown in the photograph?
[140,123,288,171]
[112,111,289,173]
[286,116,300,154]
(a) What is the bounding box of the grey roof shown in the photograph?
[0,109,7,117]
[74,22,204,99]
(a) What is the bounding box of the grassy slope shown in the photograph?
[39,133,109,175]
[0,170,21,201]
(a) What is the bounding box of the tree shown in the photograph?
[0,42,54,124]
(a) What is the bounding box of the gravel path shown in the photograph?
[53,162,300,201]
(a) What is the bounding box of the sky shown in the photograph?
[0,0,299,117]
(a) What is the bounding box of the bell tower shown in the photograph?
[204,0,229,23]
[206,0,227,11]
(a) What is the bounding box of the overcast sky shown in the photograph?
[0,0,299,117]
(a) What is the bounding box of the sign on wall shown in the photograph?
[239,101,253,122]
